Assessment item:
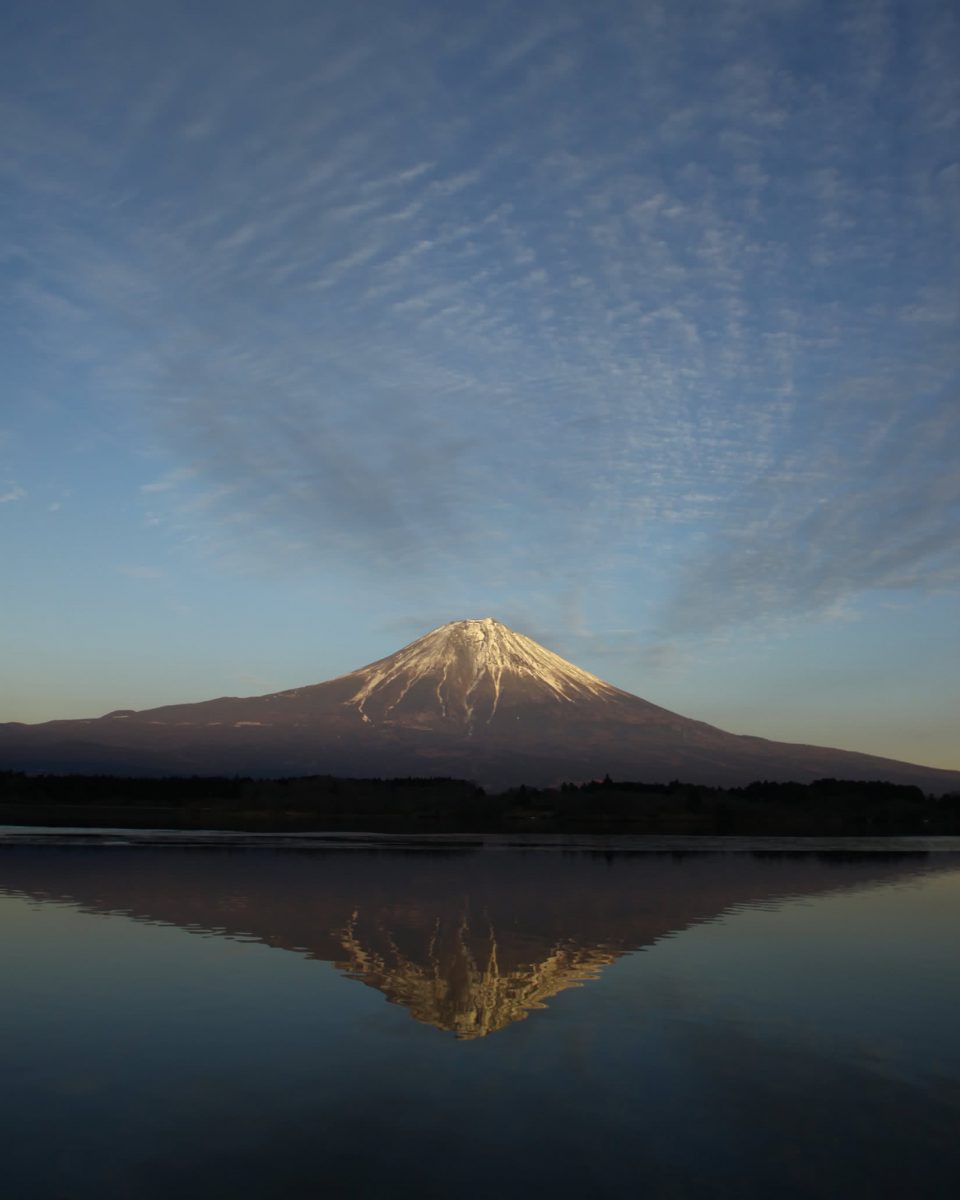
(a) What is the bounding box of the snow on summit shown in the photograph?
[342,618,623,728]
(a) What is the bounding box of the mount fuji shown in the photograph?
[2,618,957,791]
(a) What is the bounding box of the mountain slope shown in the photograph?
[1,617,958,791]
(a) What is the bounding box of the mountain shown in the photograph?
[1,617,958,791]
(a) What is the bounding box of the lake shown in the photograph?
[2,831,959,1198]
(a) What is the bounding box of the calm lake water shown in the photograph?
[2,832,959,1199]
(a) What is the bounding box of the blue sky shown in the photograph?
[2,0,958,768]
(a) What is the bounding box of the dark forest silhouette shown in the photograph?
[1,770,958,835]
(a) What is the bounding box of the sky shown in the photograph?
[2,0,958,769]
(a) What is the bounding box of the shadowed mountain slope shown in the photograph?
[2,618,958,791]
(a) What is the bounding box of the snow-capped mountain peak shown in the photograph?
[342,617,623,728]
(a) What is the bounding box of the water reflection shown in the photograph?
[1,845,953,1040]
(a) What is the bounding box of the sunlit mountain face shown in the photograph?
[0,844,947,1039]
[2,619,958,791]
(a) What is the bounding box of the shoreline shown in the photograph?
[4,823,960,853]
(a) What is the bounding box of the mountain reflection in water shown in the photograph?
[0,844,949,1039]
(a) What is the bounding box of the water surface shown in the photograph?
[2,835,958,1198]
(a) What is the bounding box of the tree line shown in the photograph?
[1,770,958,834]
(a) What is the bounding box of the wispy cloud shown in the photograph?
[659,396,960,640]
[4,0,958,642]
[0,482,26,503]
